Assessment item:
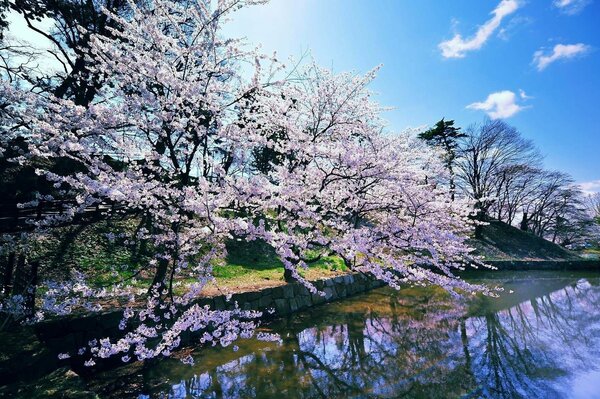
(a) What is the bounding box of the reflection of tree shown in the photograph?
[464,278,600,399]
[112,288,475,398]
[94,276,600,399]
[477,312,550,398]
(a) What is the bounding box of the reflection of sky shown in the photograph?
[124,275,600,399]
[570,368,600,399]
[465,277,600,399]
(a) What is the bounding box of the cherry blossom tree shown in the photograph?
[0,0,489,365]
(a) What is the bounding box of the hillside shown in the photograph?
[471,220,581,261]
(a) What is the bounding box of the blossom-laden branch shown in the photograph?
[0,0,491,365]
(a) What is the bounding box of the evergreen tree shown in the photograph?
[418,118,466,201]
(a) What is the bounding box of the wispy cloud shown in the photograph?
[467,90,526,119]
[439,0,520,58]
[579,180,600,194]
[533,43,591,71]
[519,89,533,100]
[497,15,533,41]
[553,0,592,15]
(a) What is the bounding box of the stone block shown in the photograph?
[324,287,335,300]
[297,286,309,297]
[244,291,262,301]
[333,276,345,285]
[196,298,213,307]
[213,296,226,310]
[300,295,312,308]
[271,286,285,299]
[283,284,295,299]
[230,293,245,303]
[274,299,290,315]
[311,292,326,305]
[258,294,273,308]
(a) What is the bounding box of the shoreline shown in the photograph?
[2,261,599,394]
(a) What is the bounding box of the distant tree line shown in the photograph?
[420,118,599,248]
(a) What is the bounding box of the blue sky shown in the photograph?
[5,0,599,189]
[225,0,600,191]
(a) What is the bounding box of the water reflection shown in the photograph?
[92,272,600,399]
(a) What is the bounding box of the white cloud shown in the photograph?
[579,180,600,194]
[497,15,533,41]
[467,90,525,119]
[519,89,534,100]
[439,0,520,58]
[553,0,592,15]
[533,43,590,71]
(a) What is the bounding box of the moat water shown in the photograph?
[89,271,600,398]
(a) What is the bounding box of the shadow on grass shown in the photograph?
[216,239,346,281]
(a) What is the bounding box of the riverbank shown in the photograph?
[88,271,600,398]
[0,270,385,396]
[28,258,600,375]
[487,259,600,270]
[2,260,600,398]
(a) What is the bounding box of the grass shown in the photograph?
[38,218,583,301]
[202,239,348,295]
[57,234,350,298]
[578,247,600,259]
[470,220,580,261]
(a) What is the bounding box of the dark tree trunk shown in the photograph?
[473,209,485,239]
[283,268,295,283]
[1,251,16,297]
[520,212,528,232]
[149,258,170,296]
[24,260,39,317]
[474,224,484,239]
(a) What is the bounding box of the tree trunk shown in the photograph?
[24,260,39,318]
[473,208,485,239]
[474,224,483,239]
[1,251,16,297]
[149,258,169,295]
[519,212,528,232]
[283,268,295,283]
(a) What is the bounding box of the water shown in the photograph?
[89,271,600,398]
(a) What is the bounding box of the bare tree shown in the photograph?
[586,193,600,223]
[490,165,543,225]
[515,171,595,247]
[522,171,572,236]
[583,193,600,247]
[456,119,540,236]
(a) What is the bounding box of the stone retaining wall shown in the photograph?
[31,261,600,356]
[195,272,385,316]
[33,272,385,361]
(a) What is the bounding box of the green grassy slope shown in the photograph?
[470,220,581,261]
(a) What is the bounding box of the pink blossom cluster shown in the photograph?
[0,0,492,364]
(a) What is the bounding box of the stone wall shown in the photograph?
[33,272,385,361]
[32,261,600,356]
[194,272,384,316]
